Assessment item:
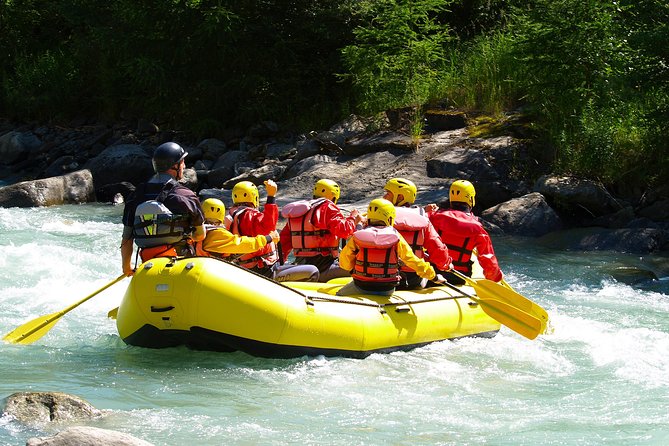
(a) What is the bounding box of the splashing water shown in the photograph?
[1,204,668,445]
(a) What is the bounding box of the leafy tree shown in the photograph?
[341,0,454,117]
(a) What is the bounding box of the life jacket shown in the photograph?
[132,179,191,261]
[430,209,479,276]
[194,224,228,260]
[393,207,429,271]
[351,226,401,284]
[281,198,339,258]
[228,206,278,269]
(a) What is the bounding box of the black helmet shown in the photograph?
[152,142,188,173]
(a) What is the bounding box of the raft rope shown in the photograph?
[306,294,468,314]
[163,257,474,314]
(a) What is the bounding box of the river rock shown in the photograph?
[1,392,102,424]
[0,170,95,207]
[207,150,250,187]
[0,131,42,164]
[574,228,669,254]
[534,175,622,220]
[197,138,228,161]
[426,147,500,181]
[284,154,335,179]
[96,182,136,203]
[26,426,154,446]
[222,163,286,189]
[638,198,669,222]
[85,144,153,188]
[481,192,562,236]
[343,131,415,155]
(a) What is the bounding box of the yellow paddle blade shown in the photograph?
[3,311,65,344]
[477,279,549,334]
[474,296,543,340]
[107,307,119,320]
[3,274,126,345]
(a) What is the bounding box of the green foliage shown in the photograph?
[341,0,454,117]
[439,32,519,113]
[0,0,667,191]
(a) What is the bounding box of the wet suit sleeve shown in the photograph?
[203,227,268,255]
[474,230,502,282]
[241,202,279,236]
[423,221,452,271]
[397,237,436,280]
[317,202,356,239]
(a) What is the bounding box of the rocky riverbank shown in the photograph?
[1,112,668,254]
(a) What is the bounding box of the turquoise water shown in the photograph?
[1,204,669,445]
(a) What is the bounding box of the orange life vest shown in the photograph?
[393,207,429,272]
[281,198,339,257]
[139,245,178,263]
[228,207,278,269]
[351,226,401,284]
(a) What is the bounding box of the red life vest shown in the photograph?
[228,207,278,269]
[281,198,339,257]
[351,226,401,284]
[393,207,429,271]
[430,209,479,275]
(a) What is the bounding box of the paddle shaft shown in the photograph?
[3,274,126,344]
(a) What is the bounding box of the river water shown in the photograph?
[1,203,668,445]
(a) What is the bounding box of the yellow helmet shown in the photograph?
[450,179,476,208]
[384,177,417,206]
[313,179,341,204]
[232,181,259,207]
[367,198,396,227]
[202,198,225,224]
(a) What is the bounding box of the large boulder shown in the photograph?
[638,198,669,222]
[0,170,95,207]
[534,175,622,221]
[426,147,500,181]
[343,131,415,156]
[481,192,562,236]
[1,392,102,425]
[27,426,154,446]
[197,138,228,161]
[207,150,252,187]
[284,154,335,179]
[85,144,153,188]
[0,131,42,164]
[573,228,669,253]
[222,163,287,189]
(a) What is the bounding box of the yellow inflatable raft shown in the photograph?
[116,257,501,358]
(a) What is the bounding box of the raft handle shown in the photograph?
[395,306,411,313]
[150,305,175,312]
[468,301,478,307]
[143,262,154,270]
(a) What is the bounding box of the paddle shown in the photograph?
[500,278,550,333]
[107,307,119,320]
[434,276,543,340]
[448,269,548,336]
[3,274,126,345]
